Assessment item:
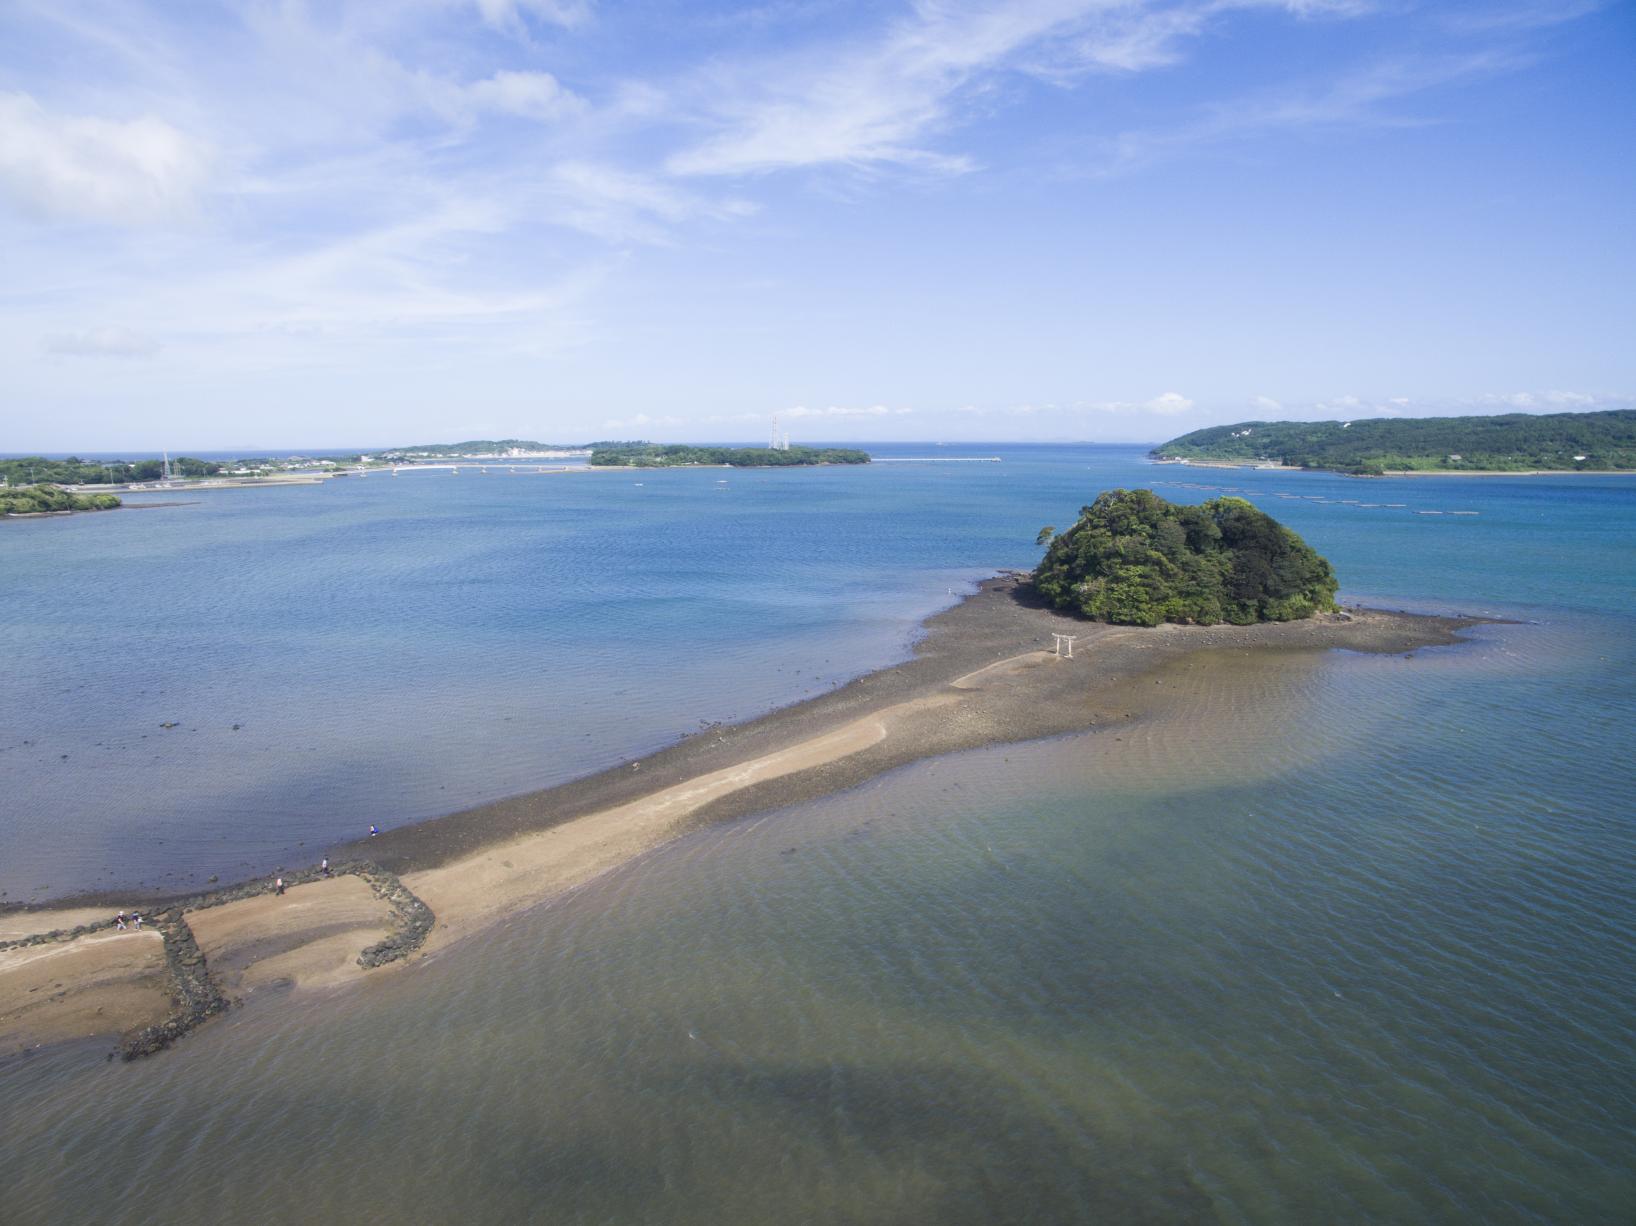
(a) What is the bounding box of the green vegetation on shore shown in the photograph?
[589,443,870,467]
[1152,409,1636,474]
[1031,489,1337,626]
[0,456,222,485]
[1,484,122,516]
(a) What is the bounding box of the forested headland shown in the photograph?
[589,444,870,467]
[1031,489,1337,626]
[1152,409,1636,474]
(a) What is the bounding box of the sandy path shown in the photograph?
[0,906,138,943]
[407,692,959,949]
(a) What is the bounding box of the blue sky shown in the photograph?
[2,0,1632,449]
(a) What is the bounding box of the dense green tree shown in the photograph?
[0,456,223,485]
[1031,489,1337,626]
[0,484,122,515]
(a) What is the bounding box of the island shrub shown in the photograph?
[0,484,123,516]
[1031,489,1338,626]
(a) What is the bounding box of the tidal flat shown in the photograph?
[0,574,1478,1058]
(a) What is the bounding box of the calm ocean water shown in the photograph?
[3,445,1633,1222]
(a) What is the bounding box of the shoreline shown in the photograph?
[1,577,1488,1059]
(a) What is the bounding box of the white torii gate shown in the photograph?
[1052,633,1078,658]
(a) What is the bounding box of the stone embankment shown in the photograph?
[0,860,436,1060]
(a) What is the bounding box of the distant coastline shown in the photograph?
[1152,408,1636,475]
[0,575,1485,1060]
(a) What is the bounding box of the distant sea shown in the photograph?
[3,444,1633,1222]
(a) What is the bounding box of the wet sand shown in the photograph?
[187,876,398,996]
[0,577,1483,1057]
[0,929,171,1049]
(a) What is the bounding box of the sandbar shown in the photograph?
[0,576,1484,1058]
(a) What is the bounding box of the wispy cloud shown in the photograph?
[602,411,686,430]
[668,0,1368,178]
[0,0,1616,447]
[783,404,913,418]
[951,393,1195,418]
[1093,46,1527,175]
[1244,390,1632,421]
[462,70,586,122]
[43,326,162,358]
[471,0,595,33]
[0,91,209,224]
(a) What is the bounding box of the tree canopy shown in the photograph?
[1031,489,1338,626]
[0,456,222,485]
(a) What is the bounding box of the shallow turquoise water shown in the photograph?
[2,447,1633,1221]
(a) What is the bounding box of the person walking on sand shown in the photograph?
[369,824,379,838]
[320,857,331,877]
[115,912,127,931]
[131,912,142,930]
[275,877,286,896]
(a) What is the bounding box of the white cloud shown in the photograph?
[1252,394,1283,412]
[1143,391,1194,415]
[0,92,208,224]
[465,71,585,122]
[43,326,162,358]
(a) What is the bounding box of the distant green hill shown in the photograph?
[382,439,585,457]
[589,444,870,467]
[1152,409,1636,474]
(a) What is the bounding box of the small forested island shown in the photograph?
[1031,489,1337,626]
[1152,408,1636,474]
[589,443,870,467]
[1,483,122,516]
